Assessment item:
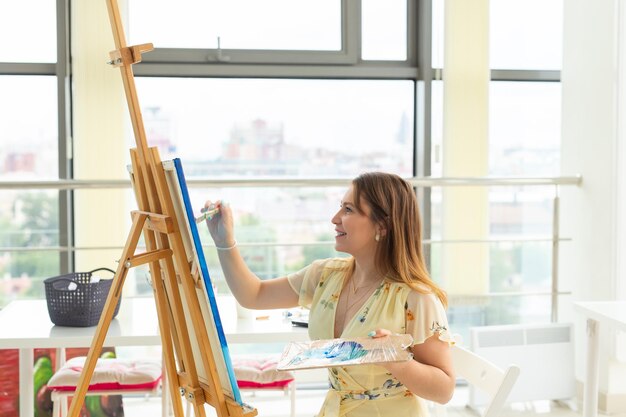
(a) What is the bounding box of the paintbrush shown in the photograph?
[195,206,220,223]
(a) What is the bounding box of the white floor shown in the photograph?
[121,387,625,417]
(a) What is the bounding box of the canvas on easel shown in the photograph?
[65,1,257,416]
[126,158,244,406]
[161,158,243,404]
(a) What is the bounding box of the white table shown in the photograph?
[573,301,626,417]
[0,296,308,417]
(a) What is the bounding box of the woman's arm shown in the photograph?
[204,200,299,309]
[215,246,299,309]
[372,330,456,404]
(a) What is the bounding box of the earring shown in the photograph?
[375,233,380,242]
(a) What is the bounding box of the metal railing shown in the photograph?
[0,175,581,190]
[0,175,582,321]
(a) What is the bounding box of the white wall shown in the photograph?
[560,0,626,411]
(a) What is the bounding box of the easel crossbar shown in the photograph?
[124,248,172,268]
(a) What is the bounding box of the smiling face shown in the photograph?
[331,185,379,259]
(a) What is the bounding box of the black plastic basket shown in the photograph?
[44,268,121,327]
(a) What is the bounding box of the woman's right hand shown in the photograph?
[203,200,236,248]
[202,199,300,310]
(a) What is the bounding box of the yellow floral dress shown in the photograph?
[287,258,450,417]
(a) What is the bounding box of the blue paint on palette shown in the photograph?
[173,158,242,404]
[287,340,368,368]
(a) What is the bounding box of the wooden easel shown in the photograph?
[66,1,257,417]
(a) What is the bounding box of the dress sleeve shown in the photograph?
[286,259,327,308]
[405,291,452,346]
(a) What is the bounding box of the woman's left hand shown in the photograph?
[369,328,405,372]
[368,328,392,338]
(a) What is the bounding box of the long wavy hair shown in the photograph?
[344,172,447,307]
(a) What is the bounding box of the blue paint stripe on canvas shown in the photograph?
[173,158,243,404]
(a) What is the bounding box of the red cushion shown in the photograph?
[51,380,161,392]
[237,379,293,389]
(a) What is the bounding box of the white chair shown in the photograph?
[435,344,520,417]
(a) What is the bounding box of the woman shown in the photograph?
[204,171,455,417]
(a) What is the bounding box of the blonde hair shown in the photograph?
[347,172,447,307]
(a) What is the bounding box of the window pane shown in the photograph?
[128,0,341,51]
[432,0,562,70]
[430,81,561,177]
[0,249,60,307]
[430,184,556,341]
[430,188,555,239]
[490,0,563,70]
[489,186,555,236]
[0,0,57,62]
[489,241,552,294]
[135,78,414,178]
[361,0,407,61]
[0,189,60,307]
[447,293,553,342]
[0,76,58,180]
[490,81,561,176]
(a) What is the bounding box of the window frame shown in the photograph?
[138,0,359,66]
[133,0,419,77]
[0,0,73,273]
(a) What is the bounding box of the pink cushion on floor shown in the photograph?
[231,355,294,388]
[47,356,162,392]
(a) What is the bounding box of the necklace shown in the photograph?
[334,278,382,337]
[345,277,381,312]
[350,276,379,294]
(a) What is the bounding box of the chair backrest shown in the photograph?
[451,345,520,417]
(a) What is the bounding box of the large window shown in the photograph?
[0,0,67,306]
[0,0,569,346]
[430,0,564,339]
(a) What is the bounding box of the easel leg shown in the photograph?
[162,348,169,417]
[158,254,208,417]
[151,258,187,417]
[66,212,148,417]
